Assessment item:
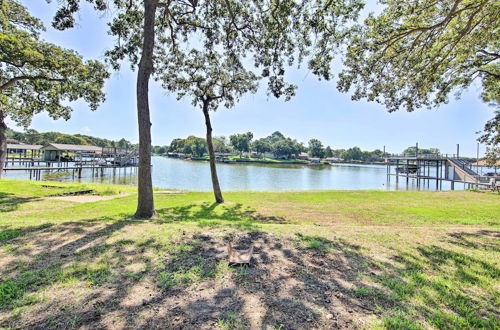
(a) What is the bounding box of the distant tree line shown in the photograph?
[402,146,440,156]
[6,128,136,149]
[165,131,405,162]
[8,128,446,163]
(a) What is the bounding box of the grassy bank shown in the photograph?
[0,179,499,329]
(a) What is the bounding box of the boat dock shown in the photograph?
[386,153,495,190]
[3,143,139,181]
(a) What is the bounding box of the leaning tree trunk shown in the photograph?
[134,0,157,218]
[202,102,224,203]
[0,114,7,179]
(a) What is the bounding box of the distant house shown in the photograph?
[325,157,341,162]
[41,143,102,161]
[262,152,274,159]
[297,152,309,160]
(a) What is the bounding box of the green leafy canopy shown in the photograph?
[160,50,259,112]
[100,0,364,101]
[0,0,109,127]
[338,0,499,113]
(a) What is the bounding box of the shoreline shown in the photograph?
[0,177,472,193]
[169,156,386,166]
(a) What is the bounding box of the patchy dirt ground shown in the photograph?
[0,223,389,329]
[133,232,375,329]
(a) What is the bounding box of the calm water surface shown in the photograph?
[6,156,481,191]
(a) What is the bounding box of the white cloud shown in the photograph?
[81,126,91,133]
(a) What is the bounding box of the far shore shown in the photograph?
[164,155,387,166]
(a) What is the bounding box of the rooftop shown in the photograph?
[41,143,102,152]
[7,144,43,150]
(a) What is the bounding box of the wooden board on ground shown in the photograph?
[41,185,66,189]
[227,243,254,265]
[48,190,94,197]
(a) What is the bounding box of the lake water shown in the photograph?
[5,156,487,191]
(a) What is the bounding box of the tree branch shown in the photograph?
[478,49,500,59]
[476,69,500,79]
[0,75,66,92]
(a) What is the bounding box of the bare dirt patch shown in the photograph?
[46,193,134,203]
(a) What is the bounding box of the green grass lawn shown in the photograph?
[0,179,499,329]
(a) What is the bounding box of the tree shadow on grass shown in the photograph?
[447,230,500,252]
[0,228,367,329]
[155,202,287,227]
[0,192,40,213]
[364,230,500,329]
[0,223,53,244]
[0,218,135,316]
[1,222,498,329]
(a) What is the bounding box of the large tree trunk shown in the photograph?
[134,0,157,218]
[202,102,224,203]
[0,114,7,179]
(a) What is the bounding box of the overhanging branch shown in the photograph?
[0,75,66,92]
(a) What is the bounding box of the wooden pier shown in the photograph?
[4,143,139,181]
[3,163,138,181]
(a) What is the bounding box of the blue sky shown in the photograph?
[11,1,495,157]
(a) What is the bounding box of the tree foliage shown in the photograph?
[324,146,334,158]
[6,128,135,148]
[252,138,272,155]
[308,138,325,158]
[212,137,232,154]
[169,130,390,161]
[478,109,499,147]
[271,139,303,159]
[0,0,108,127]
[338,0,499,133]
[250,131,304,159]
[0,0,108,177]
[151,145,168,154]
[54,134,89,145]
[341,147,363,161]
[168,135,207,156]
[403,146,441,156]
[230,132,253,157]
[102,0,363,100]
[160,50,258,112]
[484,146,500,168]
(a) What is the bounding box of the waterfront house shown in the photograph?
[298,152,309,160]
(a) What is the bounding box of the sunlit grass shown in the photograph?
[0,179,498,328]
